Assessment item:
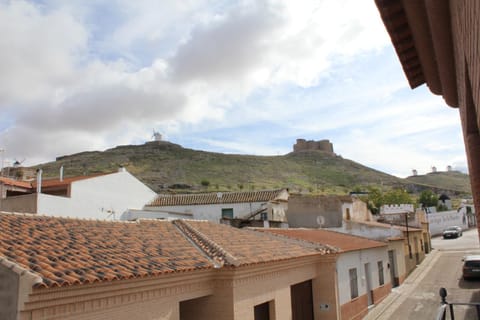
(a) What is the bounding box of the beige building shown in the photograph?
[0,212,343,320]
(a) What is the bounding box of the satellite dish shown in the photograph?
[316,215,325,227]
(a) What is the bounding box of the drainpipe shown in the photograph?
[59,165,64,181]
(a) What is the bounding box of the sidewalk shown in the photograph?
[363,249,442,320]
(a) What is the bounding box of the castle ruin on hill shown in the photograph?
[293,139,334,154]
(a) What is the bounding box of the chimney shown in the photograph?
[59,165,64,181]
[36,169,42,193]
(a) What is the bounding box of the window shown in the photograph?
[349,268,358,299]
[378,261,384,286]
[221,208,233,219]
[260,211,268,220]
[254,301,272,320]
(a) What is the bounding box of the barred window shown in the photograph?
[378,261,384,286]
[349,268,358,299]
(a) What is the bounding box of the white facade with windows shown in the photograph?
[337,247,390,306]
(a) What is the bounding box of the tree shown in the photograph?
[361,187,413,215]
[200,179,210,187]
[383,188,413,205]
[418,190,438,208]
[361,186,383,215]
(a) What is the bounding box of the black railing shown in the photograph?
[436,288,480,320]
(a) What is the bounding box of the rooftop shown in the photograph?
[259,228,387,252]
[146,189,287,207]
[0,212,332,289]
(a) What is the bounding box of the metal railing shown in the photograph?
[436,288,480,320]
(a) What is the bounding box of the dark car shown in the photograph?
[462,255,480,280]
[443,226,462,239]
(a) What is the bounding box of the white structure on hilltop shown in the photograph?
[152,130,162,141]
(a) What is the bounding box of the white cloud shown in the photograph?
[0,0,468,179]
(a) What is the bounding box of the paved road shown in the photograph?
[364,228,480,320]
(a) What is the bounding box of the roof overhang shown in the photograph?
[375,0,458,107]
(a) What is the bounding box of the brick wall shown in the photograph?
[450,0,480,240]
[340,294,368,320]
[372,283,392,305]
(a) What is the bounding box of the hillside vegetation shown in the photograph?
[29,141,471,196]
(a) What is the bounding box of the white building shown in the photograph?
[0,168,156,219]
[260,228,392,320]
[121,189,289,225]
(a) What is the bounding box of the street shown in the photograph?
[365,228,480,320]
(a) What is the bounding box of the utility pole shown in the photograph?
[405,211,412,259]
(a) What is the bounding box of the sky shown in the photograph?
[0,0,468,178]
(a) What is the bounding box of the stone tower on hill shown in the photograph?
[293,139,334,154]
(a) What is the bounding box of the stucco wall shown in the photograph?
[426,210,469,236]
[330,222,404,241]
[336,248,390,306]
[287,195,345,228]
[0,193,37,214]
[0,264,19,320]
[387,240,407,285]
[129,202,269,223]
[37,171,156,219]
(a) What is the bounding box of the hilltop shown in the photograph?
[22,141,471,196]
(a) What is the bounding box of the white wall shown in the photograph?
[426,210,469,236]
[330,222,404,241]
[336,248,390,305]
[124,201,268,222]
[37,171,157,219]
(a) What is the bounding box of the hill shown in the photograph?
[405,171,472,195]
[25,141,471,196]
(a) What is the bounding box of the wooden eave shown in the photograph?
[375,0,458,107]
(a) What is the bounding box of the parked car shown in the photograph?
[462,255,480,280]
[443,226,462,239]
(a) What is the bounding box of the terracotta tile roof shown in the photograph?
[180,220,334,266]
[146,189,287,207]
[32,172,112,188]
[259,228,387,253]
[0,172,114,190]
[0,212,212,288]
[0,177,32,188]
[0,212,332,289]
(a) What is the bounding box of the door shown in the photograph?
[290,280,314,320]
[364,263,373,306]
[388,250,399,287]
